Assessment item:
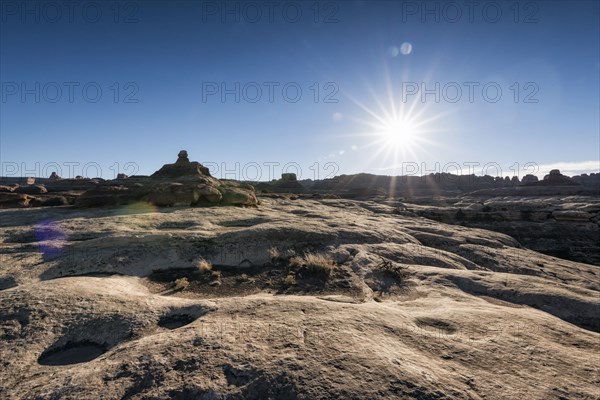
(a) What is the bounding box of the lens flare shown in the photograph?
[35,220,68,259]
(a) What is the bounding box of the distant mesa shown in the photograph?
[116,173,128,180]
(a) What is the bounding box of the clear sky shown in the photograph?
[1,0,599,181]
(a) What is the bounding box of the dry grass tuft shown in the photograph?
[269,247,297,263]
[196,258,212,273]
[174,277,190,290]
[290,252,334,276]
[268,246,280,260]
[283,274,296,286]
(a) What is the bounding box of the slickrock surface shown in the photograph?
[1,197,598,399]
[403,195,600,265]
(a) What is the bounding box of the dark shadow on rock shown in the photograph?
[0,276,17,291]
[38,341,106,366]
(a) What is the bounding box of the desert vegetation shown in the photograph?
[289,252,335,276]
[196,258,212,273]
[173,277,190,291]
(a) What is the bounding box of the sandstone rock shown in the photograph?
[142,183,199,207]
[49,172,61,180]
[71,152,258,208]
[0,193,31,208]
[196,184,223,203]
[75,186,132,207]
[219,186,258,206]
[116,173,128,179]
[542,169,578,186]
[521,174,539,184]
[1,197,599,398]
[14,185,48,195]
[552,210,593,222]
[281,173,297,182]
[151,150,211,178]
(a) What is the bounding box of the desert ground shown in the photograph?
[1,191,599,399]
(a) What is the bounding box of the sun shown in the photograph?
[380,118,417,148]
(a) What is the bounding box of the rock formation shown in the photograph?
[49,172,61,180]
[540,169,577,186]
[281,173,297,182]
[76,151,257,207]
[521,174,539,184]
[151,150,211,178]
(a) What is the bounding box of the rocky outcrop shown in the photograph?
[76,186,132,207]
[151,150,211,178]
[49,172,61,180]
[75,151,257,208]
[521,174,539,184]
[540,169,577,186]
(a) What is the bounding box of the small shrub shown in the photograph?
[377,257,408,281]
[283,274,296,286]
[196,258,212,273]
[174,277,190,290]
[290,252,334,276]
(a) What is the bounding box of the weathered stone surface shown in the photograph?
[407,195,600,265]
[0,197,598,399]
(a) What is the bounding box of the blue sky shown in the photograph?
[1,0,598,180]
